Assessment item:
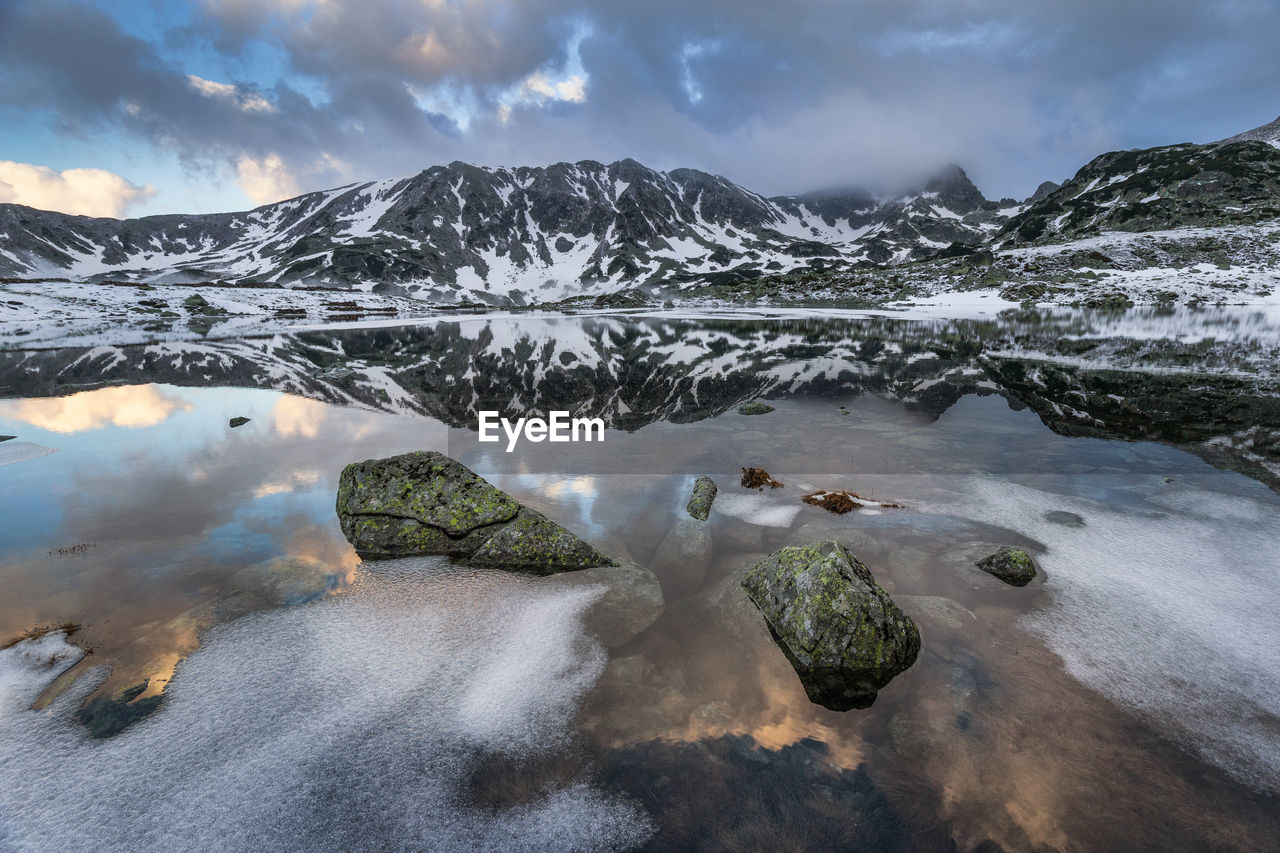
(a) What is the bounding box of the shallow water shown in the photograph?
[0,308,1278,851]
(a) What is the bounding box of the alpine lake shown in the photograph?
[0,306,1278,852]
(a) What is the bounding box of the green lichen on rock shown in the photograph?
[741,540,920,710]
[974,546,1038,586]
[337,451,519,539]
[336,451,613,572]
[685,475,718,520]
[738,401,775,415]
[339,513,498,560]
[469,507,617,573]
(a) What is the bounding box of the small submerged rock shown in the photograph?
[335,451,615,572]
[547,561,664,648]
[1043,510,1086,527]
[896,595,976,636]
[685,475,718,520]
[975,546,1038,586]
[228,416,250,428]
[742,540,921,710]
[230,556,342,607]
[738,401,775,415]
[650,516,712,598]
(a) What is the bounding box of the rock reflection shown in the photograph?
[0,385,437,731]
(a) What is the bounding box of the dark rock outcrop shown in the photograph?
[335,451,615,572]
[742,540,921,710]
[1001,139,1280,242]
[738,401,775,415]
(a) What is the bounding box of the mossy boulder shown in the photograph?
[738,401,775,415]
[336,451,615,572]
[975,546,1037,586]
[469,507,616,573]
[742,540,921,710]
[685,475,718,520]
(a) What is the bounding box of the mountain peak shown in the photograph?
[1220,115,1280,148]
[915,163,986,214]
[0,154,1015,296]
[1028,180,1061,204]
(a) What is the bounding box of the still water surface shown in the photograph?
[0,309,1278,851]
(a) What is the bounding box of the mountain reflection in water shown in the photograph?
[0,308,1277,852]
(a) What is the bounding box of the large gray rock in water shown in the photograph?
[336,451,614,572]
[742,540,921,710]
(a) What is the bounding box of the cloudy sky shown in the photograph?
[1,0,1277,218]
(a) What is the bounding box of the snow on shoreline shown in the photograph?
[5,280,1280,351]
[3,217,1280,350]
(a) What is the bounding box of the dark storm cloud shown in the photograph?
[2,0,1278,205]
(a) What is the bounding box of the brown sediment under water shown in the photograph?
[0,308,1277,851]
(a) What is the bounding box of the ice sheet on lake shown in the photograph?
[0,442,56,467]
[715,492,803,527]
[934,478,1280,792]
[0,558,652,852]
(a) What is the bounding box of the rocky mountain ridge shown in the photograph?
[2,114,1278,306]
[0,159,1019,304]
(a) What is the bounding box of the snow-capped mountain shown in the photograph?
[0,159,1020,303]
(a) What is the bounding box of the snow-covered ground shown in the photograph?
[3,219,1279,349]
[0,280,441,348]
